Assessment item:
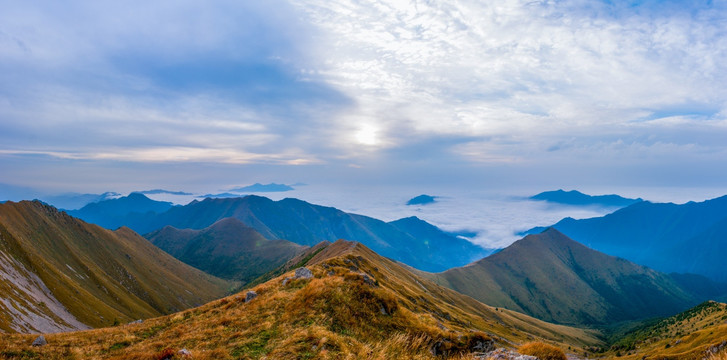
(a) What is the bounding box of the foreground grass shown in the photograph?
[0,240,600,359]
[1,258,484,358]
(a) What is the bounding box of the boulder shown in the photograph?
[178,348,192,357]
[361,273,377,287]
[31,335,47,347]
[294,267,313,279]
[245,290,258,302]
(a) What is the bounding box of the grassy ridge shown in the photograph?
[604,301,727,359]
[425,228,709,326]
[146,217,305,283]
[0,240,600,359]
[0,201,234,332]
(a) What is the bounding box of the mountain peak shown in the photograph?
[530,189,642,207]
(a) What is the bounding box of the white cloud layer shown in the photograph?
[1,0,727,191]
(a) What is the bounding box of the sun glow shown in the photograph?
[355,125,378,146]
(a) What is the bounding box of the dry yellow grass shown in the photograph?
[518,342,567,360]
[0,240,605,359]
[604,301,727,360]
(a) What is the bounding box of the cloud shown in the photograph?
[290,0,727,161]
[0,0,350,168]
[1,0,727,192]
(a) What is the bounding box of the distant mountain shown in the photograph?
[197,192,244,198]
[0,239,601,358]
[76,195,492,272]
[136,189,192,195]
[406,194,437,205]
[41,191,121,210]
[530,189,642,207]
[523,195,727,282]
[425,228,725,326]
[228,183,294,192]
[68,192,175,230]
[0,201,232,333]
[146,218,305,283]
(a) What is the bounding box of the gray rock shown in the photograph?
[128,319,143,325]
[295,267,313,279]
[282,277,292,286]
[380,306,388,315]
[178,348,192,357]
[361,273,377,287]
[31,335,47,346]
[245,290,258,302]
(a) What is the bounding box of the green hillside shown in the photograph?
[0,201,234,333]
[425,228,717,326]
[146,217,305,283]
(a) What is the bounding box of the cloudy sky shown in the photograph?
[2,0,727,194]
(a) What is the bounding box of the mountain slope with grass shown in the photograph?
[146,217,305,283]
[425,228,723,326]
[607,301,727,360]
[0,240,602,359]
[524,195,727,282]
[0,201,233,333]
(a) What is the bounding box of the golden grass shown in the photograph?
[0,240,607,359]
[604,301,727,360]
[518,342,567,360]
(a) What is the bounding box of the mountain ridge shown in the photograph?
[68,194,492,272]
[0,200,233,333]
[523,195,727,282]
[424,228,725,326]
[531,189,642,208]
[0,238,602,358]
[146,217,305,283]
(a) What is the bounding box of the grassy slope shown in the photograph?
[146,217,305,283]
[424,228,701,326]
[0,201,234,333]
[605,301,727,360]
[0,240,602,359]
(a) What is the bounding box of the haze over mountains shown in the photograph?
[69,194,495,272]
[525,195,727,282]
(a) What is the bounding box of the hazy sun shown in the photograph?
[355,125,378,146]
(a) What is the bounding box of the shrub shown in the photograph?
[518,342,567,360]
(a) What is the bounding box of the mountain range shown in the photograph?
[0,201,233,333]
[67,192,176,230]
[2,190,727,358]
[530,189,643,208]
[524,195,727,282]
[423,228,726,326]
[68,194,494,272]
[146,218,305,283]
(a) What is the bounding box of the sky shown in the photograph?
[2,0,727,196]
